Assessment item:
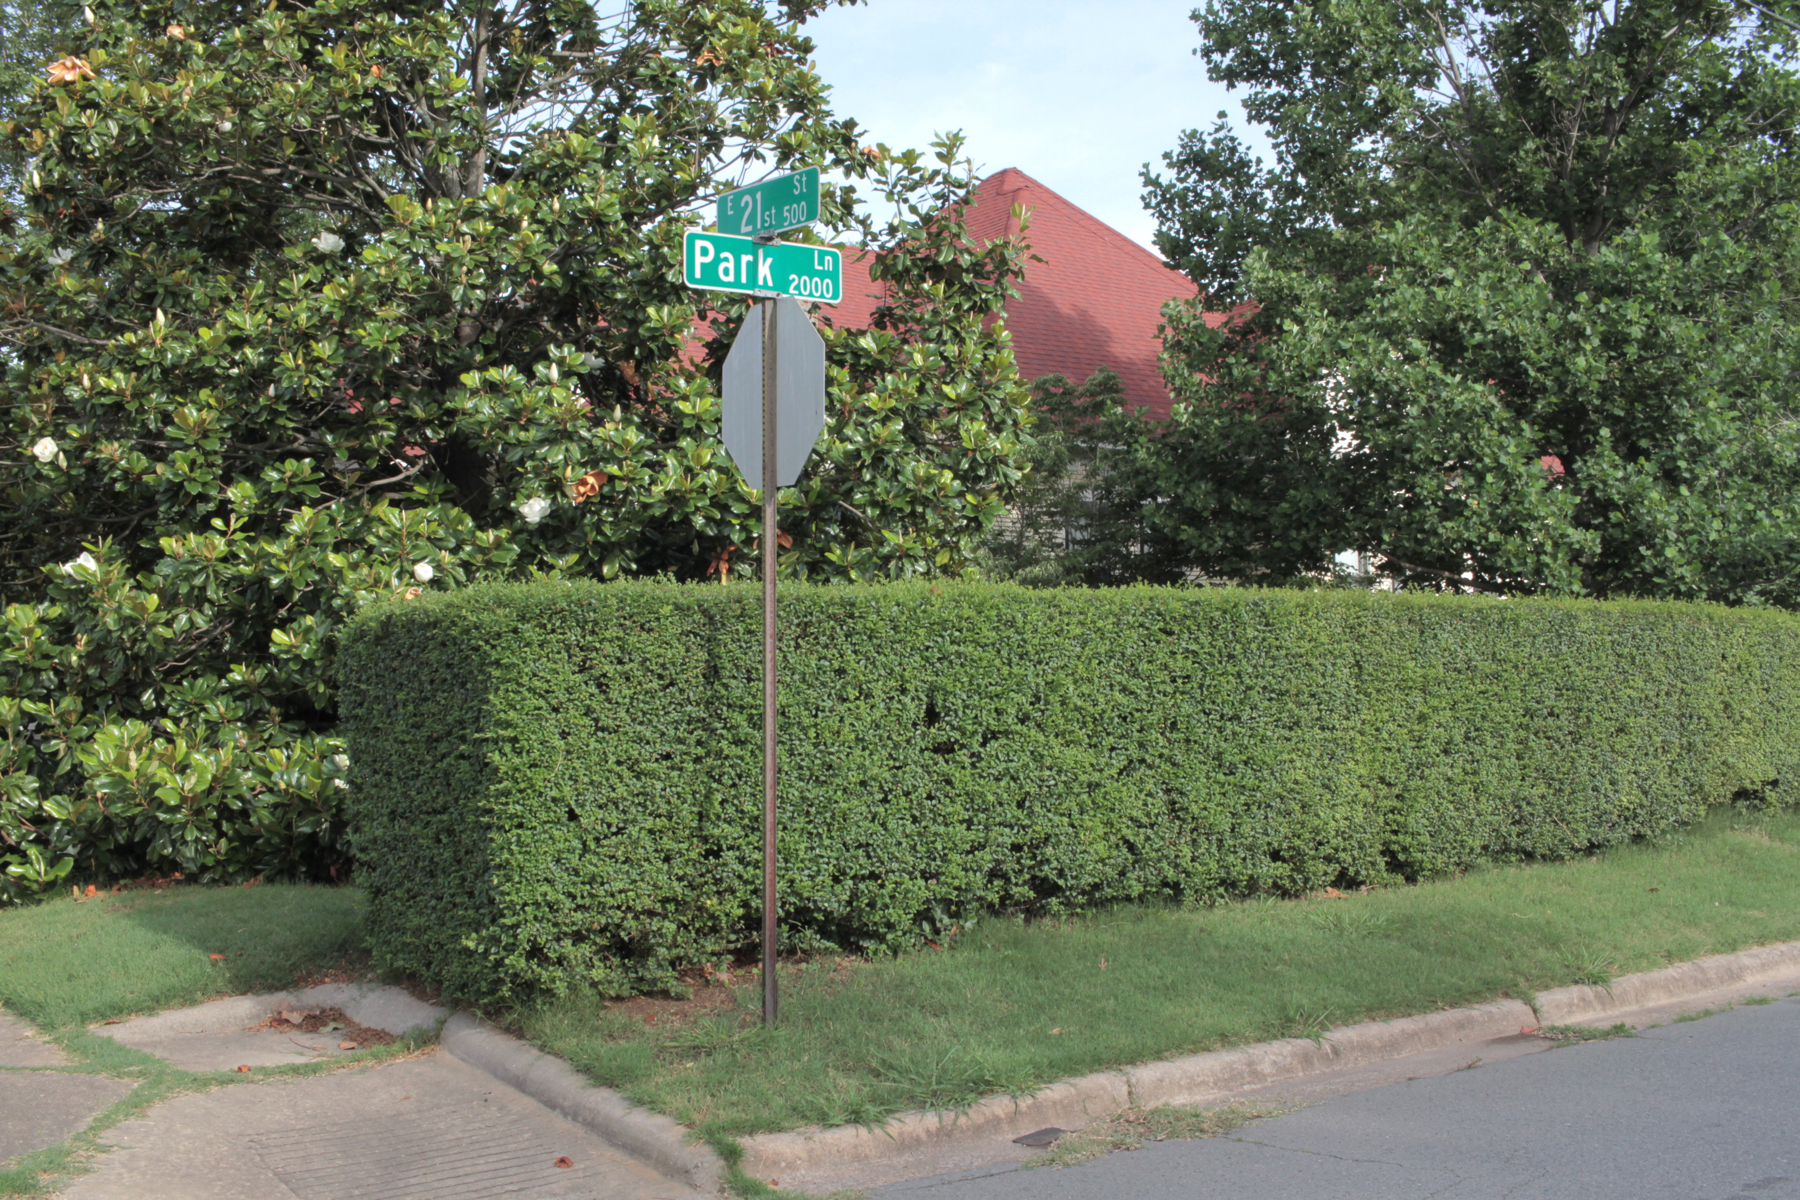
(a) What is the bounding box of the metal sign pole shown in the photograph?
[760,296,780,1028]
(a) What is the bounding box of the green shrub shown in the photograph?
[339,580,1800,1004]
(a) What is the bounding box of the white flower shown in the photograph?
[412,561,434,583]
[311,231,345,254]
[46,248,73,267]
[580,353,603,372]
[64,551,97,575]
[518,496,552,525]
[31,437,57,462]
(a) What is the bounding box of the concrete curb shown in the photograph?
[439,1012,723,1193]
[1532,938,1800,1025]
[446,938,1800,1192]
[737,938,1800,1181]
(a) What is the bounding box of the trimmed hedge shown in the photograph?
[339,581,1800,1003]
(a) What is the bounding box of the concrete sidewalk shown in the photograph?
[0,989,706,1200]
[54,1051,701,1200]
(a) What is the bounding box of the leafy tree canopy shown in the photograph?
[1140,0,1800,601]
[978,368,1187,587]
[0,0,1034,898]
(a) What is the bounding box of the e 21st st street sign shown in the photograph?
[683,231,842,304]
[716,166,820,238]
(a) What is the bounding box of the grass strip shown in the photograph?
[0,883,366,1028]
[520,806,1800,1138]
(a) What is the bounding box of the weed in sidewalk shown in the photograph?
[1027,1103,1285,1169]
[1533,1022,1635,1045]
[1560,946,1617,989]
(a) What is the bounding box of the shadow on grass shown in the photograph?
[0,883,368,1030]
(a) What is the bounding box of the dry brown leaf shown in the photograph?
[209,953,226,961]
[236,1065,251,1073]
[554,1156,574,1169]
[339,1041,356,1050]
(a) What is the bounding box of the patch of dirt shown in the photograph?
[250,1005,396,1049]
[600,957,867,1028]
[606,982,740,1028]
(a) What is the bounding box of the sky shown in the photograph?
[801,0,1265,255]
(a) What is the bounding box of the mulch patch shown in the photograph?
[251,1004,396,1049]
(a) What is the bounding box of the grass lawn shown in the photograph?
[0,882,367,1030]
[519,806,1800,1139]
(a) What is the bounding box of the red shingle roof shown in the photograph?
[829,168,1222,420]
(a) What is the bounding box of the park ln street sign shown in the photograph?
[716,165,821,239]
[683,230,843,305]
[684,167,832,1026]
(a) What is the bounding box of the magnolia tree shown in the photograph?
[0,0,1034,898]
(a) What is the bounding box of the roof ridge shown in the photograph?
[976,169,1192,293]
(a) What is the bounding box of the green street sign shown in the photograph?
[683,231,843,305]
[716,167,821,239]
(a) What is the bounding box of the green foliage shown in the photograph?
[340,579,1800,1005]
[0,1,1033,899]
[978,369,1185,587]
[1141,0,1800,599]
[0,1,79,198]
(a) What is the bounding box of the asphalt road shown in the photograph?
[876,993,1800,1200]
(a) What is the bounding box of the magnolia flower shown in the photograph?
[64,551,97,575]
[518,496,552,525]
[311,231,345,254]
[412,561,434,583]
[31,437,56,463]
[46,56,95,85]
[166,24,185,39]
[572,470,607,504]
[46,248,73,267]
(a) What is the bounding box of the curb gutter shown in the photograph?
[439,1013,723,1191]
[447,938,1800,1192]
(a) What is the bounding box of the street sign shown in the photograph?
[684,231,842,305]
[716,167,821,239]
[682,174,831,1030]
[721,297,826,492]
